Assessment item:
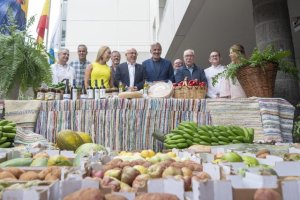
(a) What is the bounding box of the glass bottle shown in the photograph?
[99,79,106,98]
[63,79,71,100]
[143,80,149,95]
[87,79,94,99]
[94,80,100,100]
[71,79,78,100]
[118,81,124,93]
[80,80,88,99]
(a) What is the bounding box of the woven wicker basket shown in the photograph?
[173,85,206,99]
[236,62,278,98]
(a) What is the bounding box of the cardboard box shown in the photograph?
[2,181,59,200]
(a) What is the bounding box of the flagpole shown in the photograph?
[45,0,52,50]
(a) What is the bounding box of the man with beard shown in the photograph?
[142,42,174,82]
[110,50,121,87]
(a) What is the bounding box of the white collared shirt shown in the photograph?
[51,63,75,85]
[204,64,225,98]
[127,62,135,87]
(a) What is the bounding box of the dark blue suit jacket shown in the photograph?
[114,62,146,90]
[175,65,208,84]
[142,58,174,82]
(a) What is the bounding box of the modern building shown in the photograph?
[61,0,300,103]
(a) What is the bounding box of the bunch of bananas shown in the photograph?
[0,119,17,148]
[164,122,254,149]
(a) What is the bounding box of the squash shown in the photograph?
[77,132,93,143]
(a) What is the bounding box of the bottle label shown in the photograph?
[63,94,71,100]
[100,89,106,98]
[36,92,45,100]
[47,91,55,100]
[80,94,88,99]
[94,89,100,100]
[55,93,61,100]
[72,90,78,100]
[87,89,93,99]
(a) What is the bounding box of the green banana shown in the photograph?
[170,135,184,140]
[0,142,11,148]
[199,136,211,143]
[0,120,9,126]
[199,141,211,146]
[218,136,230,143]
[183,133,193,140]
[0,137,8,145]
[177,143,189,149]
[3,133,16,139]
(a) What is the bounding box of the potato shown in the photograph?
[253,189,281,200]
[19,171,39,181]
[38,166,61,180]
[105,194,128,200]
[4,167,25,178]
[63,188,104,200]
[33,152,49,159]
[135,193,179,200]
[0,171,16,180]
[45,173,59,181]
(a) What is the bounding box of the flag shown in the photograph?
[36,0,50,44]
[0,0,26,34]
[20,0,29,17]
[48,2,61,64]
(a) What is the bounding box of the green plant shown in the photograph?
[212,45,299,86]
[0,16,52,99]
[294,103,300,142]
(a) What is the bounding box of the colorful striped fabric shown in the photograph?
[36,98,210,151]
[206,98,265,141]
[258,98,295,142]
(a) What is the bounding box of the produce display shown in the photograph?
[56,130,92,151]
[0,119,17,148]
[163,122,254,149]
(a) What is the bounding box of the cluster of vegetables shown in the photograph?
[48,82,66,90]
[89,153,208,193]
[0,119,17,148]
[0,166,61,182]
[163,122,254,149]
[173,79,206,87]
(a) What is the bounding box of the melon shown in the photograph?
[56,130,84,151]
[75,143,107,155]
[77,132,93,143]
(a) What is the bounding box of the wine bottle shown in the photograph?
[118,81,124,93]
[87,79,94,99]
[71,79,78,100]
[99,79,106,98]
[80,80,87,99]
[63,79,71,100]
[94,80,100,100]
[143,80,149,95]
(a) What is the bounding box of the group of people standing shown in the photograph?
[50,42,247,99]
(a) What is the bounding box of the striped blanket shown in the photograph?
[258,98,295,142]
[4,100,42,131]
[206,98,264,141]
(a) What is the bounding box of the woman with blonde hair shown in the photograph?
[84,46,112,89]
[219,44,247,99]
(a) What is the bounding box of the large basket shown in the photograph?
[173,85,206,99]
[236,62,278,98]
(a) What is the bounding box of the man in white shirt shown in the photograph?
[205,51,225,98]
[114,48,146,91]
[51,48,75,85]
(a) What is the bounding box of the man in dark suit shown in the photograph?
[142,42,174,82]
[175,49,207,84]
[114,48,145,91]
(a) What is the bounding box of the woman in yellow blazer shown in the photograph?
[84,46,112,89]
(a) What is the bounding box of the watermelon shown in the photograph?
[56,130,84,151]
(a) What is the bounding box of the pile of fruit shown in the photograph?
[0,119,17,148]
[163,122,254,149]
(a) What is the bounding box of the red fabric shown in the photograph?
[36,15,48,42]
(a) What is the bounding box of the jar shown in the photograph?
[55,89,61,100]
[46,88,55,100]
[36,88,46,100]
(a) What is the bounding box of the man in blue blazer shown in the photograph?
[175,49,207,84]
[114,48,146,91]
[142,42,174,82]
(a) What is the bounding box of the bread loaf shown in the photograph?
[118,91,143,99]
